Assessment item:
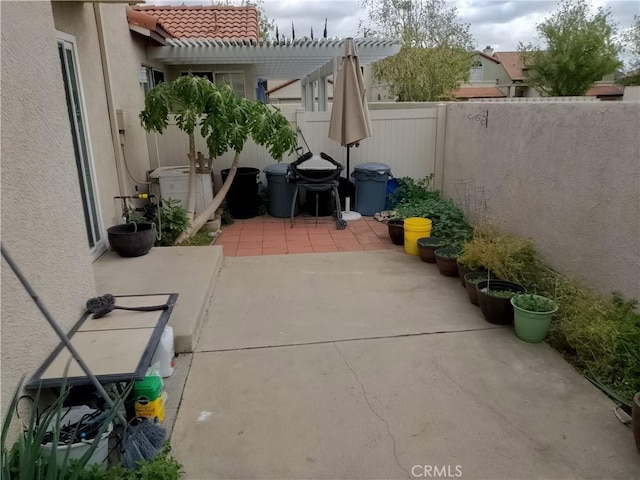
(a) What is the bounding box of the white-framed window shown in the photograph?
[142,66,165,95]
[180,71,214,82]
[57,32,105,258]
[215,72,246,98]
[470,60,483,82]
[179,71,246,98]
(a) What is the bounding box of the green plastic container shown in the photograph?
[134,375,163,401]
[134,375,165,422]
[511,295,558,343]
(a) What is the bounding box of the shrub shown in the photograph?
[392,176,472,248]
[463,223,640,403]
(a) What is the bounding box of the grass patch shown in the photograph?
[176,229,215,246]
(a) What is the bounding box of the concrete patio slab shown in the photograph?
[172,329,639,479]
[197,250,497,352]
[93,246,223,353]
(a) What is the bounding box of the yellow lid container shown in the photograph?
[403,218,432,255]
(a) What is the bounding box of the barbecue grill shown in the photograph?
[287,152,347,230]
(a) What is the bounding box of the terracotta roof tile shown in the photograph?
[455,86,507,99]
[585,85,623,96]
[133,6,259,40]
[493,51,526,81]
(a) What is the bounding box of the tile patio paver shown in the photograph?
[216,215,394,256]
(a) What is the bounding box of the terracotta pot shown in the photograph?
[417,237,443,263]
[387,219,404,246]
[633,392,640,454]
[434,248,459,277]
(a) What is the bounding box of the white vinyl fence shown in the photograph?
[146,105,445,188]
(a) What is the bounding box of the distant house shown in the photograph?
[456,46,623,101]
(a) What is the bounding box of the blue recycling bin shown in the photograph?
[264,163,298,218]
[352,162,392,216]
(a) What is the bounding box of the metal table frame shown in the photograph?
[26,293,178,389]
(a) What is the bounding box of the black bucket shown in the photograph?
[221,167,260,219]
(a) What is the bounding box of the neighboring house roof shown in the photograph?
[132,6,259,40]
[455,86,507,99]
[585,85,624,97]
[476,52,501,64]
[493,51,526,81]
[126,7,171,44]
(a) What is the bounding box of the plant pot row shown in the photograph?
[389,226,559,344]
[392,224,640,454]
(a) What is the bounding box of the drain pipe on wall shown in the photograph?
[93,3,126,197]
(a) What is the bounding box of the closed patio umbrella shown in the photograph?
[329,38,372,221]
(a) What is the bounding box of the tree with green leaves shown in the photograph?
[361,0,475,101]
[140,75,297,242]
[619,15,640,85]
[519,0,621,96]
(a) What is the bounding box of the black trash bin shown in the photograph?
[221,167,260,219]
[264,163,298,218]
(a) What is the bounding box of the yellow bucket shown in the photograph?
[404,217,432,255]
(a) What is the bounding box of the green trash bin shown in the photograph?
[264,163,298,218]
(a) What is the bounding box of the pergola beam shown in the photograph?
[147,38,400,79]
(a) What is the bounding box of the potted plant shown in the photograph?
[476,279,526,325]
[464,271,490,306]
[434,247,460,277]
[108,197,192,256]
[107,222,156,258]
[511,293,558,343]
[140,75,297,244]
[417,237,443,263]
[458,241,486,288]
[387,218,404,245]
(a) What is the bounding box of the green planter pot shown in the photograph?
[511,294,558,343]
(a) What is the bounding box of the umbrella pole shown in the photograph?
[346,145,350,180]
[341,145,361,221]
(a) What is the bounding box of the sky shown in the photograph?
[147,0,638,53]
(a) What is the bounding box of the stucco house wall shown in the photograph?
[1,1,97,418]
[52,2,122,229]
[97,3,157,196]
[442,102,640,300]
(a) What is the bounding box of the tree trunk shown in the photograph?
[175,151,241,244]
[185,132,197,225]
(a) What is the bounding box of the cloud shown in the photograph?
[145,0,637,50]
[264,0,361,38]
